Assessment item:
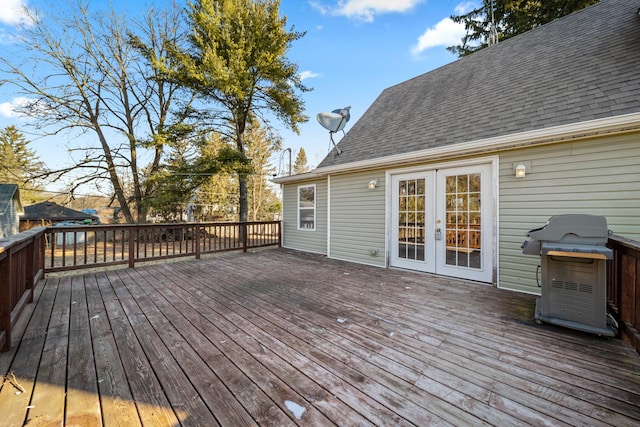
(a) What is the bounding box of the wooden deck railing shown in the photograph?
[608,234,640,353]
[43,221,281,273]
[4,224,639,354]
[0,221,280,351]
[0,227,45,352]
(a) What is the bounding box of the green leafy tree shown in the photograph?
[448,0,599,57]
[156,0,309,223]
[0,125,45,203]
[293,147,309,174]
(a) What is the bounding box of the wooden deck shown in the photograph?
[1,248,639,426]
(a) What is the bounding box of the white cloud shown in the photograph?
[411,17,466,56]
[0,0,36,27]
[312,0,424,23]
[299,71,321,81]
[0,97,34,118]
[454,1,477,15]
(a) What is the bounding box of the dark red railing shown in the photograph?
[42,221,281,273]
[608,234,640,353]
[0,227,45,352]
[4,224,639,354]
[0,221,280,351]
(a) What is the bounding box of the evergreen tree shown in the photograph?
[245,124,281,220]
[146,131,250,221]
[155,0,309,223]
[0,125,45,203]
[448,0,599,57]
[293,147,309,174]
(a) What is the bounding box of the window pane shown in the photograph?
[397,177,426,262]
[298,185,315,230]
[444,173,481,270]
[299,187,314,205]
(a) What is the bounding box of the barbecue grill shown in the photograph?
[521,214,616,336]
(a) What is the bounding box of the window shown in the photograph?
[298,184,316,230]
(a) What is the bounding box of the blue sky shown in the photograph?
[0,0,476,186]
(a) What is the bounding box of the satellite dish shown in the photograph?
[317,106,350,155]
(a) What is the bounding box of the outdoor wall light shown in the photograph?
[368,179,378,190]
[515,163,527,178]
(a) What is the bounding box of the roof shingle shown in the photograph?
[317,0,640,168]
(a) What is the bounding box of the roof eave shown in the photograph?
[309,112,640,176]
[271,171,325,184]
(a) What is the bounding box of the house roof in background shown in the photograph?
[317,0,640,169]
[0,184,23,216]
[22,201,98,222]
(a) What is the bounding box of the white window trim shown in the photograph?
[297,184,316,231]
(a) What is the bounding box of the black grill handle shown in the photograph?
[536,265,541,287]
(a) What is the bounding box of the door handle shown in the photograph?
[435,227,442,240]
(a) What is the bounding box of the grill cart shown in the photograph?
[521,214,616,336]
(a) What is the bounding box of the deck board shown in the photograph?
[1,247,640,426]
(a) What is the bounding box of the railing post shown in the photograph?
[195,225,201,260]
[25,237,34,304]
[0,248,12,352]
[128,228,135,268]
[242,222,248,253]
[39,232,45,279]
[278,221,282,248]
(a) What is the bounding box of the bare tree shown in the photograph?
[0,1,191,222]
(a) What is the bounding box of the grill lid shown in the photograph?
[526,214,609,245]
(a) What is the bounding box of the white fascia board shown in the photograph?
[314,112,640,175]
[271,171,324,184]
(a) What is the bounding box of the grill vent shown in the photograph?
[579,283,593,293]
[551,280,593,293]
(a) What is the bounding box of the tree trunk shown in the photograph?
[239,174,248,223]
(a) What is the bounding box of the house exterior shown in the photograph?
[274,0,640,294]
[20,201,100,231]
[0,184,24,238]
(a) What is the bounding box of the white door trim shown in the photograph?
[386,156,498,284]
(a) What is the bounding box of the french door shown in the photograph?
[390,164,494,283]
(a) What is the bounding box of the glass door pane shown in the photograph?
[397,178,426,261]
[444,173,482,269]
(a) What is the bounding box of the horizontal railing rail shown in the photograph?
[43,221,281,273]
[608,234,640,353]
[5,224,639,354]
[0,221,280,351]
[0,227,45,352]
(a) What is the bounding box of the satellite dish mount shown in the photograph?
[316,106,351,155]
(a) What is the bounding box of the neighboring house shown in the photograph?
[0,184,24,238]
[20,201,100,232]
[274,0,640,294]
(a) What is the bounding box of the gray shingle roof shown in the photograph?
[22,201,98,222]
[317,0,640,169]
